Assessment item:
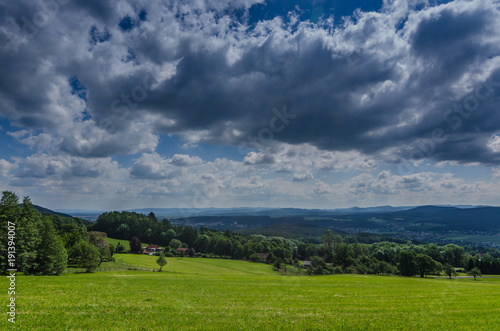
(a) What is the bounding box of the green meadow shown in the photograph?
[3,255,500,330]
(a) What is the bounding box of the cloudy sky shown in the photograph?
[1,0,500,211]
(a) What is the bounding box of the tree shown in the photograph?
[322,230,334,263]
[0,191,21,273]
[156,253,167,272]
[35,219,68,275]
[130,236,143,254]
[375,260,394,275]
[17,196,43,274]
[116,242,125,253]
[399,250,418,277]
[72,241,100,273]
[148,212,158,222]
[467,258,475,271]
[334,244,354,268]
[273,259,281,271]
[248,253,260,262]
[467,267,482,280]
[169,239,182,251]
[179,226,198,248]
[443,263,457,279]
[416,254,438,278]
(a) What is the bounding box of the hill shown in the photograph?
[32,205,74,218]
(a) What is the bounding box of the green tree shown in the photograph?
[443,263,457,279]
[72,241,100,273]
[248,253,261,262]
[416,254,438,278]
[17,197,43,274]
[35,219,68,275]
[322,230,334,263]
[467,258,475,271]
[334,244,354,268]
[156,253,167,272]
[273,259,281,271]
[169,239,182,251]
[0,191,21,273]
[399,250,418,277]
[467,267,481,280]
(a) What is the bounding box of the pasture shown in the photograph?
[3,255,500,330]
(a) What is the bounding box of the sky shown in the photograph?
[0,0,500,211]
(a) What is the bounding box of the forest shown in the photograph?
[91,209,500,277]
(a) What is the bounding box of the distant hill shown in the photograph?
[385,205,500,231]
[241,223,346,239]
[32,205,74,218]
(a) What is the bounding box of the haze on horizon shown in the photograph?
[1,0,500,211]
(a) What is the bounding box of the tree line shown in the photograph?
[93,211,500,277]
[0,191,115,275]
[2,193,499,277]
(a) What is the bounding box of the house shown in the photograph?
[176,248,189,253]
[146,244,161,253]
[255,253,269,262]
[303,260,312,268]
[142,245,163,255]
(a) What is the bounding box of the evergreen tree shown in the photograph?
[130,236,143,254]
[35,219,68,275]
[17,197,43,274]
[0,191,20,273]
[467,258,475,271]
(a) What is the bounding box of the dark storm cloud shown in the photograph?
[1,0,500,165]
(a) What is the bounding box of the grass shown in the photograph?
[3,255,500,330]
[445,234,500,245]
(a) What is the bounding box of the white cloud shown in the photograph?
[0,159,18,177]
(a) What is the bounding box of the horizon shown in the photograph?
[52,203,499,214]
[1,0,500,211]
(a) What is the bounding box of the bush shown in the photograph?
[333,266,343,274]
[313,266,325,275]
[248,253,261,262]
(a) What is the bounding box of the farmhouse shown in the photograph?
[143,245,162,255]
[303,260,312,267]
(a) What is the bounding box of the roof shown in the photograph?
[176,248,189,252]
[256,253,269,260]
[147,245,159,249]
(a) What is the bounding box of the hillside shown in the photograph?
[17,255,500,330]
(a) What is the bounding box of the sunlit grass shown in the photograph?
[3,256,500,330]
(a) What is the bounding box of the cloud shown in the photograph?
[243,152,276,165]
[0,0,499,167]
[12,154,122,180]
[292,173,314,182]
[0,159,18,177]
[170,154,202,166]
[1,0,500,209]
[130,153,178,179]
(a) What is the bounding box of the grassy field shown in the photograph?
[444,234,500,245]
[3,255,500,330]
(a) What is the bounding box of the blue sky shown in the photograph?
[0,0,500,210]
